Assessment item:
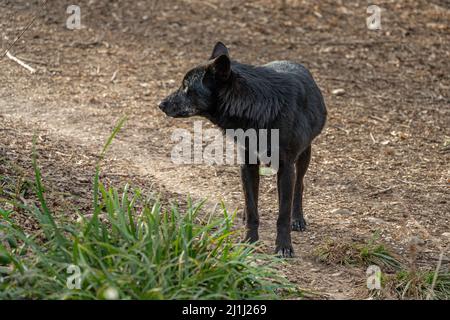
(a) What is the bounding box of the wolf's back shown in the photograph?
[265,60,327,137]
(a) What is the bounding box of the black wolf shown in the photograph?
[159,42,327,257]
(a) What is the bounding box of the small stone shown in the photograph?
[409,236,425,246]
[331,208,353,215]
[332,272,341,277]
[103,287,119,300]
[367,217,385,224]
[332,88,345,96]
[441,232,450,238]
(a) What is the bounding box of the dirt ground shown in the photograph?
[1,0,449,299]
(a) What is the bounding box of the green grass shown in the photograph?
[0,119,293,300]
[382,269,450,300]
[314,238,450,300]
[0,157,32,205]
[314,237,402,272]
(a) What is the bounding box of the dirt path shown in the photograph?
[1,0,449,299]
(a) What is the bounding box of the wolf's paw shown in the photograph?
[244,231,259,243]
[292,218,307,232]
[275,245,294,258]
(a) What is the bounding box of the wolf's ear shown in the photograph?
[210,54,231,81]
[210,42,229,60]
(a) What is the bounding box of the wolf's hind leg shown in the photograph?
[292,145,311,232]
[275,160,296,258]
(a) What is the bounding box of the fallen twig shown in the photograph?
[369,115,389,123]
[397,179,449,188]
[369,186,394,197]
[15,55,47,66]
[110,70,118,82]
[6,51,36,73]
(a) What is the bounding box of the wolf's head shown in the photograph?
[158,42,231,118]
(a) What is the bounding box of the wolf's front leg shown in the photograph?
[240,164,260,242]
[276,161,295,258]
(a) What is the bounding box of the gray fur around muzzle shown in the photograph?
[158,92,197,118]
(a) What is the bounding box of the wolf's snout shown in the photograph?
[158,100,168,111]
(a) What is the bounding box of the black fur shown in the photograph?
[159,42,327,257]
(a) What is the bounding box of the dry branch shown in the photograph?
[369,186,394,197]
[6,51,36,73]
